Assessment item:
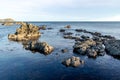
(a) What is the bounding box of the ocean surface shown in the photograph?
[0,22,120,80]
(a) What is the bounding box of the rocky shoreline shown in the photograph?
[59,26,120,60]
[6,23,120,68]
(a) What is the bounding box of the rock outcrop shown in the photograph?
[62,56,84,67]
[25,41,54,55]
[8,22,41,41]
[73,39,96,54]
[73,38,106,58]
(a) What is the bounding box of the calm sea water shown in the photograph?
[0,22,120,80]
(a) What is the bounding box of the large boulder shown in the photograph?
[105,40,120,57]
[73,39,96,55]
[62,56,84,67]
[25,41,54,55]
[73,38,106,58]
[8,22,41,41]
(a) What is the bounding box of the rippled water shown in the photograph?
[0,22,120,80]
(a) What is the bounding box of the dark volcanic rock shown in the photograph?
[81,35,90,40]
[25,41,54,55]
[105,40,120,57]
[101,35,116,40]
[75,29,86,32]
[92,32,102,36]
[63,32,73,35]
[73,38,106,58]
[59,29,65,32]
[73,39,96,55]
[87,49,97,58]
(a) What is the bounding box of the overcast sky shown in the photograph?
[0,0,120,21]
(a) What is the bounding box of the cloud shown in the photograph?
[91,15,120,21]
[0,0,120,21]
[74,0,120,7]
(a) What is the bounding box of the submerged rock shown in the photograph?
[47,27,53,30]
[8,22,41,41]
[62,56,84,67]
[63,35,80,40]
[61,48,68,53]
[25,41,54,55]
[75,29,86,32]
[63,32,73,35]
[59,29,65,32]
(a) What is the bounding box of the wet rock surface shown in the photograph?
[8,22,41,41]
[105,40,120,57]
[62,56,84,67]
[74,29,118,58]
[59,28,117,58]
[73,37,108,58]
[59,29,65,32]
[25,41,54,55]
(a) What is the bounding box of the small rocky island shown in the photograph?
[8,22,41,41]
[8,22,54,55]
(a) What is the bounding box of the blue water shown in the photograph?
[0,22,120,80]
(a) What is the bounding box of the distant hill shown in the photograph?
[0,18,14,22]
[0,18,15,26]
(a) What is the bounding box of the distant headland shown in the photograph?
[0,18,14,26]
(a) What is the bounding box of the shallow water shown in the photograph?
[0,22,120,80]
